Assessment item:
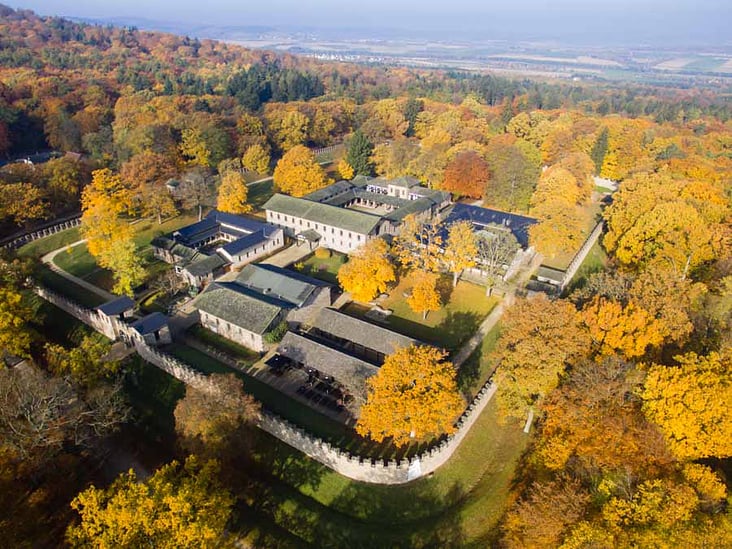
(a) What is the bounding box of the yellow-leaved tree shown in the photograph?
[356,345,464,446]
[443,220,477,287]
[642,350,732,460]
[337,238,396,303]
[407,271,441,319]
[273,145,331,197]
[81,169,145,296]
[67,456,235,549]
[179,126,211,167]
[241,143,270,174]
[0,286,33,359]
[216,171,251,214]
[337,158,355,180]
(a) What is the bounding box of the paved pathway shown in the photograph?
[41,240,116,301]
[261,243,314,268]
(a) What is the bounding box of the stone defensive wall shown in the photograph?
[33,285,497,484]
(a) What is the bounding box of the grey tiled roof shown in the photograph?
[263,193,382,235]
[96,295,135,316]
[183,254,228,277]
[194,282,288,334]
[130,312,168,335]
[277,331,378,398]
[310,308,421,357]
[234,263,322,307]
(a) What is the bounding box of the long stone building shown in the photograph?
[263,176,451,253]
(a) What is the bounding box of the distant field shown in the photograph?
[655,56,731,73]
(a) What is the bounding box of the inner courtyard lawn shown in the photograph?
[294,251,347,284]
[343,277,498,352]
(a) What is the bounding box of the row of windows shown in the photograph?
[270,213,364,242]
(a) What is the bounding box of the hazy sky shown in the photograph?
[8,0,732,46]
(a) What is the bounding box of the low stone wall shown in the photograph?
[560,221,604,290]
[259,382,497,484]
[33,284,498,484]
[2,214,81,250]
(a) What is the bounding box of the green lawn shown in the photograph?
[122,355,529,547]
[249,179,275,210]
[52,214,196,292]
[26,292,102,346]
[294,252,347,285]
[186,325,261,365]
[457,322,502,399]
[238,396,528,548]
[17,226,81,258]
[343,277,498,352]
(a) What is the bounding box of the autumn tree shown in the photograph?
[67,457,235,549]
[393,214,443,273]
[484,137,541,212]
[642,350,732,460]
[407,271,442,319]
[0,365,129,463]
[441,150,488,199]
[0,285,33,358]
[443,220,477,287]
[528,165,587,258]
[493,295,590,421]
[179,126,211,167]
[603,170,726,278]
[179,168,215,221]
[538,357,673,475]
[580,297,665,359]
[273,145,331,197]
[502,477,590,549]
[356,345,463,446]
[371,138,419,179]
[345,129,374,176]
[45,336,119,388]
[337,158,354,180]
[337,238,396,303]
[81,169,145,296]
[174,374,260,460]
[476,229,520,296]
[216,170,251,214]
[0,182,47,225]
[241,143,270,174]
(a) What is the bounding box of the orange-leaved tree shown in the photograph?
[356,345,464,446]
[337,238,396,303]
[273,145,331,197]
[441,150,488,199]
[67,456,235,549]
[580,297,665,359]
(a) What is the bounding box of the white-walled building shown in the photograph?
[263,176,450,253]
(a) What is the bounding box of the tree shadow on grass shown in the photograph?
[250,430,328,493]
[437,310,483,352]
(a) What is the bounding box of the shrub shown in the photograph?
[264,320,289,344]
[314,247,331,259]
